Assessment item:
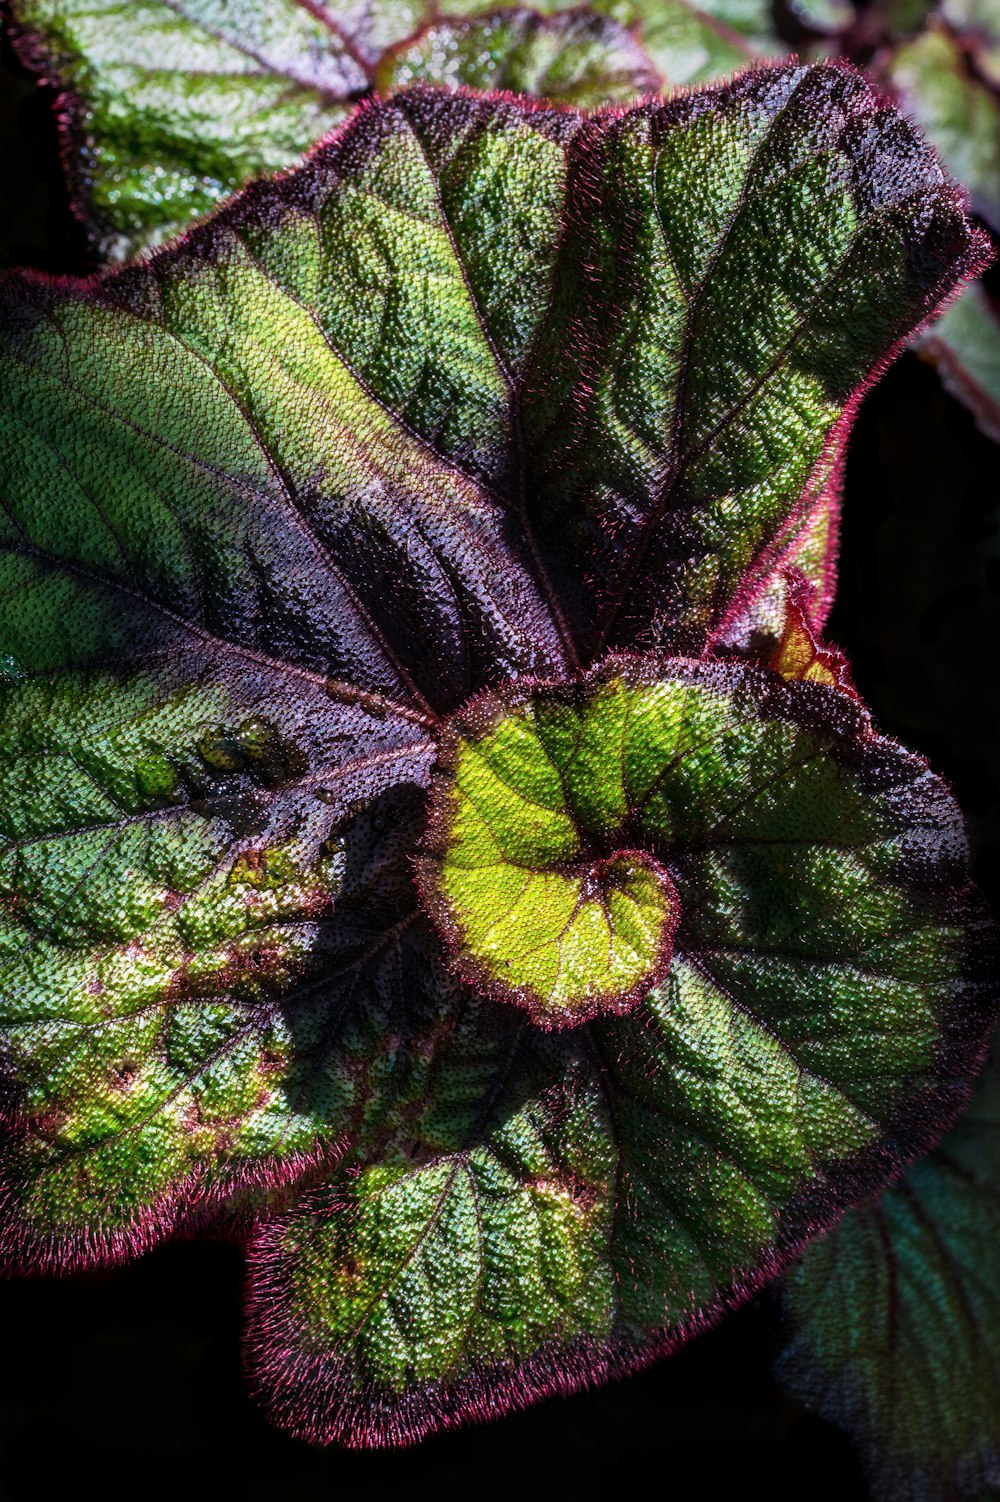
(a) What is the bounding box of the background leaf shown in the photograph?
[777,1032,1000,1502]
[882,19,1000,232]
[940,0,1000,90]
[375,9,664,107]
[915,279,1000,444]
[4,0,782,259]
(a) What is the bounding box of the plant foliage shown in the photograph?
[778,1028,1000,1502]
[7,0,1000,442]
[0,62,995,1459]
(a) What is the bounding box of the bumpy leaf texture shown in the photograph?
[0,67,995,1446]
[778,1029,1000,1502]
[5,0,784,257]
[10,0,1000,455]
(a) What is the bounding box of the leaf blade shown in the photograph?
[0,662,435,1263]
[521,62,989,658]
[247,657,996,1445]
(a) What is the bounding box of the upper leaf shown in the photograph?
[6,0,778,259]
[11,0,1000,454]
[778,1030,1000,1502]
[1,70,983,691]
[517,64,988,657]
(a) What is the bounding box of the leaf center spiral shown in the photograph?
[415,675,679,1028]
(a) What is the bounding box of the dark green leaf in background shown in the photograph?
[916,280,1000,444]
[883,19,1000,231]
[778,1032,1000,1502]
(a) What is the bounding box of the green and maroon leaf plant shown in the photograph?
[6,0,1000,444]
[0,63,996,1451]
[2,0,780,259]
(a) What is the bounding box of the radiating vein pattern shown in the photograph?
[0,68,993,1443]
[521,64,986,657]
[248,658,995,1446]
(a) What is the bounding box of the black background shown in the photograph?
[1,32,997,1501]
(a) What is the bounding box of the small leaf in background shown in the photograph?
[785,0,856,37]
[917,280,1000,444]
[0,67,993,1442]
[883,19,1000,231]
[869,0,936,37]
[375,9,663,107]
[778,1033,1000,1502]
[940,0,1000,89]
[608,0,765,77]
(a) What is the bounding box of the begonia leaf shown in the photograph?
[247,658,994,1445]
[870,0,935,37]
[713,477,843,659]
[778,1030,1000,1502]
[785,0,855,38]
[941,0,1000,91]
[0,663,438,1263]
[605,0,767,78]
[0,69,993,1439]
[6,0,778,259]
[375,9,663,108]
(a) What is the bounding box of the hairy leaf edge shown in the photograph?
[245,653,1000,1447]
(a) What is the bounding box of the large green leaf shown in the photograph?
[1,72,978,697]
[247,657,994,1445]
[0,662,439,1263]
[6,0,782,259]
[0,71,992,1438]
[778,1031,1000,1502]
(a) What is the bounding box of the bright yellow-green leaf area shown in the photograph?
[433,679,678,1024]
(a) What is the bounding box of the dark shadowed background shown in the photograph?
[1,32,997,1502]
